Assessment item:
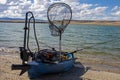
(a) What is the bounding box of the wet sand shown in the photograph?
[0,52,120,80]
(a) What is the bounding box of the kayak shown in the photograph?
[28,52,75,79]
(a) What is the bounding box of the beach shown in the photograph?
[0,49,120,80]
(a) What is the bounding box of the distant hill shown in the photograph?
[0,17,48,23]
[0,17,24,20]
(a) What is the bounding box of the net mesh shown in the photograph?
[47,3,72,36]
[49,24,60,36]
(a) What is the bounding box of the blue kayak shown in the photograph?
[28,53,74,79]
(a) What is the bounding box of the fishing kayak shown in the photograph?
[28,53,74,79]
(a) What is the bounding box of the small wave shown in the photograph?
[0,47,19,53]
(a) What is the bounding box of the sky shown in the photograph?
[0,0,120,20]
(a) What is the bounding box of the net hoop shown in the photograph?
[47,2,72,36]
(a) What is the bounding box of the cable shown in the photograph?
[27,15,40,53]
[33,16,40,52]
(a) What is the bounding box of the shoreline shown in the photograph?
[0,20,120,26]
[70,20,120,26]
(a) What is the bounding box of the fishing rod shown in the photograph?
[38,36,120,54]
[71,37,120,54]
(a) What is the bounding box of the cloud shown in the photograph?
[72,3,107,20]
[0,0,120,20]
[0,0,7,4]
[111,6,120,16]
[112,11,120,16]
[112,6,120,11]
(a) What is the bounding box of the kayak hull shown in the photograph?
[28,53,74,79]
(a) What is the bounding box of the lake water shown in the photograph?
[0,22,120,55]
